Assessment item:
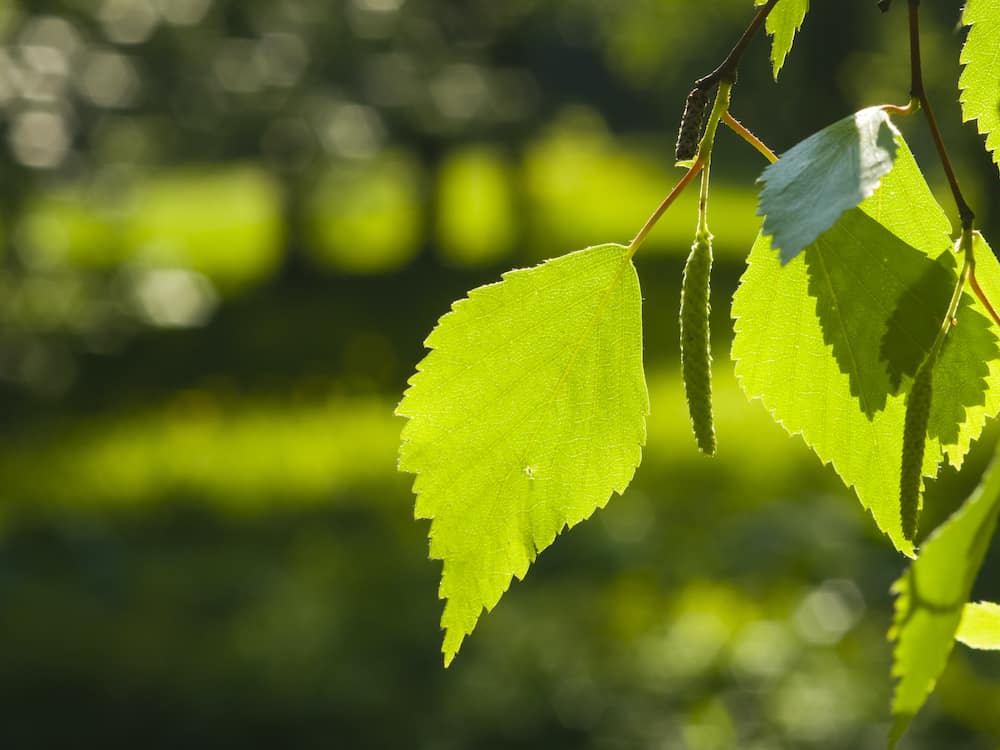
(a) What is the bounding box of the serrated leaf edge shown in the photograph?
[731,248,919,558]
[763,0,809,80]
[396,244,649,665]
[958,0,1000,169]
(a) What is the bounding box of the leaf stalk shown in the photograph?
[722,111,778,164]
[627,159,703,257]
[881,99,920,117]
[628,83,732,257]
[632,0,781,256]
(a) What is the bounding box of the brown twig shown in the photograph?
[906,0,975,230]
[632,3,781,255]
[696,0,781,88]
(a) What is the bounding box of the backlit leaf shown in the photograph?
[959,0,1000,172]
[397,244,648,665]
[733,138,1000,555]
[757,107,899,263]
[889,453,1000,747]
[956,602,1000,650]
[755,0,809,79]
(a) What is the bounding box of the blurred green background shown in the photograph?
[0,1,999,747]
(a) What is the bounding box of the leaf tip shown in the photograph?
[440,602,472,668]
[888,714,913,750]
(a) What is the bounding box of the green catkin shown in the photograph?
[899,357,935,542]
[675,86,711,162]
[680,231,715,455]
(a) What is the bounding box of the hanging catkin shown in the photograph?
[899,357,934,542]
[675,86,711,161]
[680,231,716,455]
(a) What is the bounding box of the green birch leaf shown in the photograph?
[889,453,1000,747]
[956,602,1000,650]
[733,138,1000,555]
[757,107,900,264]
[959,0,1000,172]
[755,0,809,79]
[938,233,1000,467]
[397,243,648,665]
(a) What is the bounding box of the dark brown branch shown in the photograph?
[907,0,975,229]
[695,0,780,88]
[908,0,923,102]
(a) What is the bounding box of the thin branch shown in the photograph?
[696,0,781,88]
[907,0,922,95]
[630,4,780,256]
[904,4,999,325]
[906,0,975,229]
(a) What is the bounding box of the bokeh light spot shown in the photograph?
[99,0,161,45]
[9,109,71,169]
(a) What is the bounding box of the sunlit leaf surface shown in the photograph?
[889,453,1000,746]
[956,602,1000,650]
[755,0,809,79]
[398,244,648,664]
[960,0,1000,172]
[734,140,1000,555]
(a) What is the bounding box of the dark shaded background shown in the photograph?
[0,1,998,747]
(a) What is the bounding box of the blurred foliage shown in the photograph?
[18,166,282,287]
[0,0,999,748]
[305,150,422,274]
[435,144,516,267]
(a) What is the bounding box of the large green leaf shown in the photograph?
[889,452,1000,747]
[757,107,899,263]
[733,138,1000,555]
[956,602,1000,650]
[959,0,1000,172]
[755,0,809,79]
[397,244,648,665]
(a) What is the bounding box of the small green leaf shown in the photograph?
[733,139,1000,555]
[956,602,1000,650]
[755,0,809,79]
[959,0,1000,172]
[757,107,900,264]
[397,244,648,665]
[889,452,1000,747]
